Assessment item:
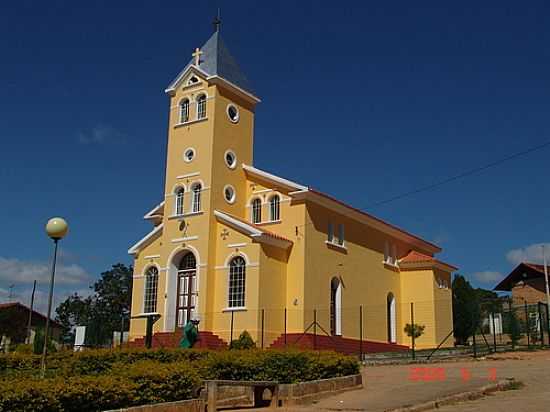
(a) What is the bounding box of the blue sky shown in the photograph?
[1,0,549,312]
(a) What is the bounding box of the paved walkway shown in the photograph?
[280,350,550,412]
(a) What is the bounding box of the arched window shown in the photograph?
[180,99,190,123]
[251,198,262,224]
[269,195,280,221]
[228,256,246,308]
[330,277,342,336]
[175,187,185,216]
[387,292,396,343]
[191,183,202,213]
[176,252,197,327]
[196,94,207,119]
[143,266,159,313]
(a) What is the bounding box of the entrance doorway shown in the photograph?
[387,292,396,343]
[176,252,197,328]
[330,277,342,336]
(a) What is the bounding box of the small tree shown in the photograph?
[32,329,56,355]
[229,330,256,350]
[404,323,425,339]
[508,310,523,347]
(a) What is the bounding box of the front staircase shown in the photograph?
[128,330,227,349]
[270,333,409,354]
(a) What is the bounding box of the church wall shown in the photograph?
[129,235,163,340]
[258,244,288,346]
[303,202,409,345]
[210,221,261,343]
[244,179,308,335]
[400,268,453,349]
[432,268,453,347]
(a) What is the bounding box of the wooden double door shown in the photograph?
[176,253,197,328]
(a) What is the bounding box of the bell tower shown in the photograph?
[159,24,261,328]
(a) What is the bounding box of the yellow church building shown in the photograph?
[128,24,457,352]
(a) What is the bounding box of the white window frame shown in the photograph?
[327,222,334,243]
[183,147,196,163]
[223,184,236,204]
[180,98,190,123]
[143,266,159,313]
[268,195,280,221]
[337,224,345,246]
[228,256,246,308]
[196,94,207,120]
[191,183,202,213]
[174,187,185,216]
[226,104,240,123]
[251,198,262,224]
[224,149,237,169]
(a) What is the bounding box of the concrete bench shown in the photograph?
[204,380,279,412]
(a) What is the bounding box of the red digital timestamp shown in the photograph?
[408,367,497,382]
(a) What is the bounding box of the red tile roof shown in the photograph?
[0,302,62,327]
[494,262,548,291]
[307,188,441,253]
[399,250,458,271]
[400,250,435,263]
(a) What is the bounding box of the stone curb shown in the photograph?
[385,378,520,412]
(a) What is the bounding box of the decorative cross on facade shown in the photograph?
[192,47,203,66]
[221,229,230,240]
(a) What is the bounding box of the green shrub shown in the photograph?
[404,323,425,339]
[0,361,201,412]
[0,348,359,410]
[229,330,256,350]
[32,329,56,355]
[12,344,33,354]
[201,349,359,383]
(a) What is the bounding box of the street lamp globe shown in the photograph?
[45,217,69,240]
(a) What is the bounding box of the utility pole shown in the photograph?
[26,280,37,344]
[543,245,550,339]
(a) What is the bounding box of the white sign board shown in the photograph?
[74,326,86,351]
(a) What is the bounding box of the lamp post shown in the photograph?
[41,217,69,378]
[542,245,550,341]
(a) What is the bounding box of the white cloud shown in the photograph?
[473,270,503,284]
[506,243,550,266]
[77,125,124,145]
[0,256,91,285]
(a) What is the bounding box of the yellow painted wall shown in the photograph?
[128,64,455,350]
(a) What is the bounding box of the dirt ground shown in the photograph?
[281,350,550,412]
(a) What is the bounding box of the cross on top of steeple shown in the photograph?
[213,9,221,33]
[192,47,203,66]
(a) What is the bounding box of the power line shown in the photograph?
[284,139,550,234]
[366,139,550,208]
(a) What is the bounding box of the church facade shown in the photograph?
[128,27,457,350]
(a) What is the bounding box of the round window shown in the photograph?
[183,148,196,163]
[226,104,240,123]
[224,150,237,169]
[224,185,236,204]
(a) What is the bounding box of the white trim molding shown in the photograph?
[177,172,200,179]
[214,210,292,250]
[143,201,165,221]
[171,236,199,243]
[242,164,307,192]
[128,224,164,256]
[227,243,247,248]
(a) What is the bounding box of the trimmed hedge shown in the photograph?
[0,360,200,412]
[0,348,209,377]
[0,349,359,411]
[201,350,359,383]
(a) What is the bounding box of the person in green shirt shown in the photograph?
[180,318,200,348]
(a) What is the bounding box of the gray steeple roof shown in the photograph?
[167,31,255,95]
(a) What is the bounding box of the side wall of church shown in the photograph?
[303,202,410,345]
